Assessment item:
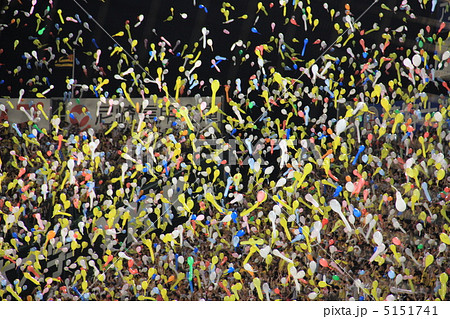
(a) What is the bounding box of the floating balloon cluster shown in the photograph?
[0,0,450,301]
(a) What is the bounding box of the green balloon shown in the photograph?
[187,256,194,281]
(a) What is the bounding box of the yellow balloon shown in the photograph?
[440,273,448,285]
[425,254,434,269]
[440,233,450,245]
[378,126,386,138]
[63,200,70,210]
[437,169,445,181]
[82,143,90,154]
[381,98,391,114]
[302,225,310,237]
[318,281,328,288]
[419,211,427,222]
[313,19,319,28]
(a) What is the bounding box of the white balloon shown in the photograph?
[395,190,406,212]
[329,199,341,213]
[395,274,403,286]
[373,231,383,246]
[386,295,396,301]
[403,57,413,69]
[273,205,281,215]
[434,112,443,122]
[416,223,423,232]
[305,193,319,207]
[289,266,297,277]
[345,181,355,193]
[268,211,276,223]
[222,214,232,223]
[308,292,318,300]
[412,54,422,67]
[276,177,286,188]
[309,260,317,274]
[442,50,450,61]
[335,118,348,136]
[259,246,271,259]
[330,199,353,232]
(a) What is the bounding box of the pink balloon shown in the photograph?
[392,237,401,246]
[257,190,266,203]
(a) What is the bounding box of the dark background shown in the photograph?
[0,0,446,107]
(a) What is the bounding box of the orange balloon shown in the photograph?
[47,230,56,240]
[103,255,114,269]
[129,268,138,275]
[18,167,26,178]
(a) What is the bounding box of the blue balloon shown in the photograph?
[352,145,366,165]
[236,229,245,237]
[388,270,396,279]
[136,195,146,202]
[301,38,308,56]
[92,38,99,49]
[231,211,238,223]
[333,185,343,198]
